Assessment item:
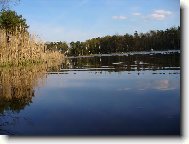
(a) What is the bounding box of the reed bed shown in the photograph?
[0,27,63,66]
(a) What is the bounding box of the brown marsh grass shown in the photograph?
[0,27,63,66]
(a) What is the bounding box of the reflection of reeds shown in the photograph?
[0,27,63,66]
[0,62,61,113]
[0,62,61,135]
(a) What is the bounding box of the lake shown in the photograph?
[0,52,180,136]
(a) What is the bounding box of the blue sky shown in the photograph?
[13,0,180,42]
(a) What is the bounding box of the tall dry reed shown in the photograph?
[0,26,63,66]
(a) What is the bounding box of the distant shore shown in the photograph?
[67,49,180,58]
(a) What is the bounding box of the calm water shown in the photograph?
[0,52,180,136]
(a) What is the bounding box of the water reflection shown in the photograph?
[0,63,61,134]
[0,65,46,112]
[153,79,177,91]
[0,53,180,135]
[62,53,180,72]
[118,79,178,91]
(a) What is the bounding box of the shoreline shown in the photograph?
[67,49,180,58]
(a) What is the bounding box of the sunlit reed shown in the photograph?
[0,26,63,66]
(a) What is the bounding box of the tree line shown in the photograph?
[46,26,180,56]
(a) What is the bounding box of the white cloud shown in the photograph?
[132,12,141,16]
[150,9,172,20]
[154,10,172,15]
[112,15,127,20]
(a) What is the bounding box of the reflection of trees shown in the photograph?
[62,53,180,72]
